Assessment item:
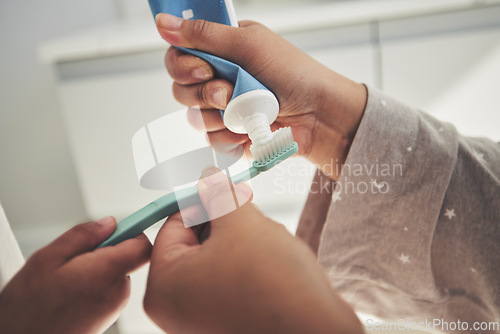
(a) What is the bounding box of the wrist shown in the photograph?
[309,72,367,180]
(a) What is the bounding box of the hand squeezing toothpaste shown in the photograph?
[156,12,368,181]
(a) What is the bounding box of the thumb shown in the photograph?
[198,166,253,225]
[155,13,251,62]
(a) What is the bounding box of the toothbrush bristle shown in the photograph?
[250,127,295,163]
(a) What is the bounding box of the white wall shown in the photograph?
[0,0,118,255]
[379,5,500,141]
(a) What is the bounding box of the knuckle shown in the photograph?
[72,223,100,247]
[199,83,211,107]
[191,20,210,47]
[172,82,196,107]
[164,49,172,70]
[26,248,47,269]
[165,52,178,78]
[166,61,186,85]
[171,82,184,104]
[93,254,124,280]
[167,65,189,86]
[99,255,117,271]
[166,48,192,85]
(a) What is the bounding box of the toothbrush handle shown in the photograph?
[97,186,200,248]
[96,167,260,248]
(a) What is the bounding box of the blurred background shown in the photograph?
[1,0,499,333]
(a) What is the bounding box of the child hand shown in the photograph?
[144,168,362,334]
[0,217,151,334]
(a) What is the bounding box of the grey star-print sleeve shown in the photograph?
[317,86,500,331]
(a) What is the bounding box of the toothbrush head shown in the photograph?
[250,127,299,172]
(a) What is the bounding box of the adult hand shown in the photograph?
[156,13,368,180]
[144,167,363,334]
[0,217,151,334]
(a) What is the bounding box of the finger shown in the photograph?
[207,129,249,145]
[166,47,214,85]
[156,13,256,61]
[172,79,234,110]
[236,183,253,203]
[95,233,152,274]
[197,167,253,224]
[186,108,225,132]
[150,208,205,266]
[34,217,118,267]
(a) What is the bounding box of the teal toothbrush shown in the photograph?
[98,128,298,248]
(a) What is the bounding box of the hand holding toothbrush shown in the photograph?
[144,167,363,334]
[156,13,368,181]
[0,219,151,334]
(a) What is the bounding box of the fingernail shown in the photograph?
[212,88,227,109]
[238,184,253,199]
[156,13,183,31]
[96,216,115,226]
[192,66,212,80]
[200,166,227,185]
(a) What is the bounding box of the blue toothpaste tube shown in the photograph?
[149,0,280,146]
